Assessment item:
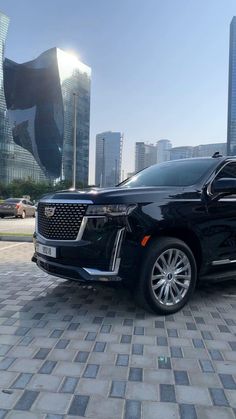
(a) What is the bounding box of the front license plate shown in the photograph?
[36,243,57,258]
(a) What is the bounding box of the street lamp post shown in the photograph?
[72,92,77,190]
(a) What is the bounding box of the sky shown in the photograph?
[1,0,236,182]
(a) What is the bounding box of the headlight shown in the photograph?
[86,204,134,216]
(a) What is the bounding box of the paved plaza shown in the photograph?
[0,218,35,236]
[0,243,236,418]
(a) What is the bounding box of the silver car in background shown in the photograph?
[0,198,36,219]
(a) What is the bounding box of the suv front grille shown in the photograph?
[37,202,88,240]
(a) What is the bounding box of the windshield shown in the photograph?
[4,198,21,203]
[121,159,217,188]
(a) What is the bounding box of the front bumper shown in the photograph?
[32,217,126,282]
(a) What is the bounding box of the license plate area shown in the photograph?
[36,243,57,258]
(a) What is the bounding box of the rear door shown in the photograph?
[206,161,236,266]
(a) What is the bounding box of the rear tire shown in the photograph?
[0,215,4,218]
[21,211,26,219]
[135,237,197,315]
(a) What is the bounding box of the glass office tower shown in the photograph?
[227,17,236,155]
[0,11,12,183]
[4,48,91,185]
[95,132,123,187]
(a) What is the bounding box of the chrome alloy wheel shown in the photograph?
[151,248,191,306]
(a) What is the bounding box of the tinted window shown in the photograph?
[216,162,236,179]
[121,159,217,187]
[5,198,21,203]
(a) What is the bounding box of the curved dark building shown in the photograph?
[3,46,91,183]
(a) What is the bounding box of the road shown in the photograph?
[0,242,236,417]
[0,217,35,235]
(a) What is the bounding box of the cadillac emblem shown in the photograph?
[44,207,56,218]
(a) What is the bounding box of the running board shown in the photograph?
[199,270,236,283]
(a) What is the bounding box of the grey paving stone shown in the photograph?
[179,403,197,419]
[209,388,229,406]
[142,401,179,419]
[229,341,236,351]
[46,414,64,419]
[167,329,178,337]
[196,406,235,419]
[75,351,89,363]
[209,349,224,361]
[83,364,99,378]
[93,342,106,352]
[11,373,33,389]
[116,354,129,366]
[100,324,112,333]
[29,374,61,392]
[34,392,72,414]
[86,395,125,418]
[175,385,212,405]
[170,346,183,358]
[160,384,176,403]
[129,367,143,382]
[192,338,205,348]
[19,336,34,346]
[132,344,143,355]
[0,357,16,370]
[134,327,144,335]
[0,410,8,419]
[199,359,215,373]
[123,319,133,326]
[121,334,132,343]
[124,399,141,419]
[85,332,97,341]
[174,370,189,386]
[158,356,171,369]
[68,394,89,416]
[0,345,11,356]
[157,336,168,346]
[60,377,78,393]
[219,374,236,390]
[39,360,57,374]
[110,380,126,398]
[14,390,39,411]
[50,330,63,338]
[34,348,51,360]
[55,339,69,349]
[14,327,30,336]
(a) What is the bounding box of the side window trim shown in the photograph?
[207,160,236,196]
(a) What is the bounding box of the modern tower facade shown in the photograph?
[135,142,157,172]
[0,10,91,186]
[156,139,172,163]
[170,146,194,160]
[227,17,236,155]
[95,131,122,187]
[4,48,91,185]
[193,143,226,157]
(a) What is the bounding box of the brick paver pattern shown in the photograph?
[0,243,236,418]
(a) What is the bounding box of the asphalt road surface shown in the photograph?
[0,217,35,235]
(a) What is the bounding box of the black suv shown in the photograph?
[32,155,236,314]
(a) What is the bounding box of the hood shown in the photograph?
[40,185,187,205]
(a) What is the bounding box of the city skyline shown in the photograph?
[0,1,235,183]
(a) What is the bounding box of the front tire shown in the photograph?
[135,237,197,315]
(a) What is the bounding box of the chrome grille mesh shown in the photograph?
[37,202,88,240]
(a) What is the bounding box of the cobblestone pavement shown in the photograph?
[0,243,236,418]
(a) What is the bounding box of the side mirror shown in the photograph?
[212,178,236,195]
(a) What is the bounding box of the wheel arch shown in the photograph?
[147,227,203,272]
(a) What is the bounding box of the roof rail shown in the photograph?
[212,151,223,158]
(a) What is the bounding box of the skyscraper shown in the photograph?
[170,146,194,160]
[0,10,91,186]
[95,132,122,187]
[135,142,157,172]
[156,139,172,163]
[227,17,236,155]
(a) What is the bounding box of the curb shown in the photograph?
[0,235,33,242]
